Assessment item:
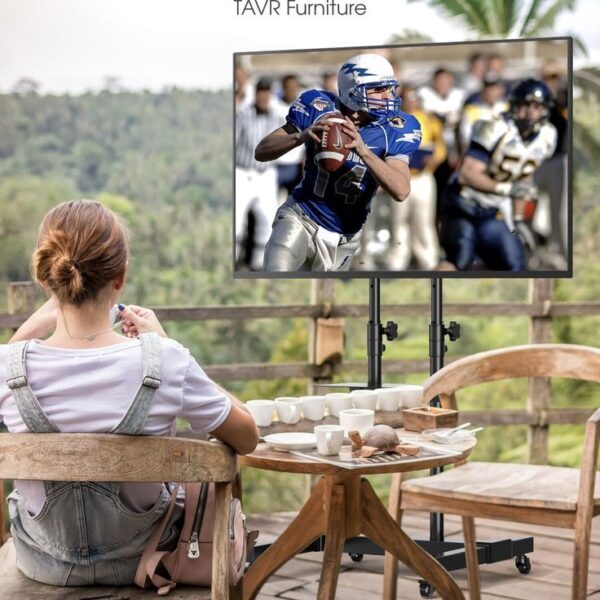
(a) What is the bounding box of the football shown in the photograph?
[315,113,351,172]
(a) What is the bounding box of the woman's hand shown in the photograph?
[118,304,167,338]
[9,297,59,343]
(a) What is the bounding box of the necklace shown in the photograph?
[58,312,123,342]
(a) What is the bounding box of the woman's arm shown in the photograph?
[210,384,259,455]
[9,297,58,343]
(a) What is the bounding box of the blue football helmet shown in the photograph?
[509,78,554,136]
[337,54,401,118]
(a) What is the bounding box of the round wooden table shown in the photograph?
[240,431,476,600]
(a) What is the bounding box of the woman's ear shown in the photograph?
[113,270,127,292]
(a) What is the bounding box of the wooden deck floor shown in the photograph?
[247,510,600,599]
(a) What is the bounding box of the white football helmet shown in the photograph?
[337,54,401,118]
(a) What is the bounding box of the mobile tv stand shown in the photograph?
[251,278,534,596]
[342,277,533,597]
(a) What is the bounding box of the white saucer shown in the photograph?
[263,432,317,451]
[422,428,477,444]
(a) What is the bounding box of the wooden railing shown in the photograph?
[2,279,600,466]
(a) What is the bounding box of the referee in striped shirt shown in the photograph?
[235,78,284,270]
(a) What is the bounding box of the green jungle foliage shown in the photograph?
[0,88,598,514]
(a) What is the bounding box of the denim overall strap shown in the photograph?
[109,332,162,435]
[5,341,60,433]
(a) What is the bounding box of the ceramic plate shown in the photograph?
[263,432,317,451]
[422,428,477,444]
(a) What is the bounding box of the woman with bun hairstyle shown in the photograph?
[0,199,259,586]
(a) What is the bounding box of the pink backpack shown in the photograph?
[135,482,255,595]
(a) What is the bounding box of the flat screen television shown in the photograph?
[234,37,572,279]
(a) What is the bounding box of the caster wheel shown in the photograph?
[515,554,531,574]
[419,579,436,598]
[349,553,363,563]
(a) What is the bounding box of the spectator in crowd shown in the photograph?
[235,78,282,270]
[386,85,446,270]
[275,74,305,198]
[461,52,488,95]
[463,53,508,106]
[321,70,338,94]
[458,71,508,154]
[419,68,465,217]
[487,53,507,78]
[235,63,252,110]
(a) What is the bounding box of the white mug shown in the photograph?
[376,387,401,412]
[314,424,345,455]
[300,395,326,421]
[246,400,275,427]
[275,397,303,424]
[350,389,378,411]
[339,408,375,436]
[394,384,424,408]
[325,392,353,417]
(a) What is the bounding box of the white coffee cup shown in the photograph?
[246,400,275,427]
[275,397,303,424]
[350,389,378,411]
[314,424,345,455]
[300,395,326,421]
[394,384,424,408]
[338,408,375,436]
[325,392,353,417]
[376,387,401,412]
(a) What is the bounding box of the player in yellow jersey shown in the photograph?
[386,85,446,270]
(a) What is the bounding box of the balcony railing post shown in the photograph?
[528,278,554,465]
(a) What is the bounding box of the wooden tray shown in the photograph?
[402,406,458,432]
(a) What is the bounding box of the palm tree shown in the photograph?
[411,0,583,48]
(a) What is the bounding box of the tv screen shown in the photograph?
[234,37,572,279]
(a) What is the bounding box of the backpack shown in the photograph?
[135,481,256,595]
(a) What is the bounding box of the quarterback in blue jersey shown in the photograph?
[255,54,422,272]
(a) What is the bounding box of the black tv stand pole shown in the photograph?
[367,277,398,389]
[429,278,461,543]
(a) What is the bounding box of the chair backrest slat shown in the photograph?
[0,433,237,483]
[423,344,600,404]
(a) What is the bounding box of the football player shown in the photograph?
[254,54,422,272]
[440,78,557,271]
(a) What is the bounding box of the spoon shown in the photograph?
[435,422,472,438]
[431,426,484,444]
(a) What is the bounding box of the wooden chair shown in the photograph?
[0,433,242,600]
[384,344,600,600]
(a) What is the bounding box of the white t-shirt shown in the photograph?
[0,337,232,513]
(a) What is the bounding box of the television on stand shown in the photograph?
[233,36,573,581]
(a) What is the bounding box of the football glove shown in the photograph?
[509,180,539,201]
[495,180,539,201]
[514,219,537,252]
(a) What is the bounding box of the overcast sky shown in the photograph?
[0,0,598,94]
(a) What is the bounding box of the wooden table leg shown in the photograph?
[360,478,465,600]
[383,471,403,600]
[243,477,326,600]
[317,483,346,600]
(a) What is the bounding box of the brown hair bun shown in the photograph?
[32,200,128,305]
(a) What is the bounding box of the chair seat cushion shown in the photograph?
[0,538,211,599]
[401,462,600,512]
